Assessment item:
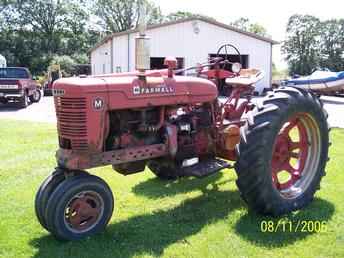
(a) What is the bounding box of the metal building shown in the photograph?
[89,17,278,93]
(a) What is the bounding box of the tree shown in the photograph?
[50,55,76,76]
[319,19,344,71]
[230,17,268,37]
[165,11,194,21]
[282,14,321,76]
[16,0,89,56]
[0,0,97,74]
[94,0,163,33]
[164,11,216,22]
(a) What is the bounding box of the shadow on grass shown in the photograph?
[132,172,231,199]
[235,198,335,247]
[30,188,243,258]
[29,175,334,258]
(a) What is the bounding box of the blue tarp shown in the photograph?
[286,71,344,85]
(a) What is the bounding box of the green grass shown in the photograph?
[0,119,344,258]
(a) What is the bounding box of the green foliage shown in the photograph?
[230,17,269,37]
[272,62,288,80]
[0,0,164,74]
[165,11,197,22]
[282,15,321,76]
[164,11,216,23]
[283,15,344,76]
[0,0,98,75]
[94,0,163,32]
[50,55,76,76]
[319,19,344,71]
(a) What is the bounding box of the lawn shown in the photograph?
[0,119,344,258]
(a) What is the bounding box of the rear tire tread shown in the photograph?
[235,87,330,216]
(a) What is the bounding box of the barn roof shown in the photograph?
[89,16,279,53]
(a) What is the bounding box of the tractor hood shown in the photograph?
[53,75,218,110]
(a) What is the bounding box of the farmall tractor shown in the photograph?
[35,20,330,241]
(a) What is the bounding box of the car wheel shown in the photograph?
[29,89,42,103]
[19,92,28,108]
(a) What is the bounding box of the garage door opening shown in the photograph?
[150,57,185,70]
[209,54,249,70]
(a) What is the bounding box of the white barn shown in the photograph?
[90,17,278,93]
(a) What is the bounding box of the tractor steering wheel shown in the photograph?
[216,44,243,71]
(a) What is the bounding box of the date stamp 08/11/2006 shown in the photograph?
[260,220,327,233]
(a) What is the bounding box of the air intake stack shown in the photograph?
[135,4,150,73]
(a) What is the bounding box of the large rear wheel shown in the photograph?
[235,87,329,216]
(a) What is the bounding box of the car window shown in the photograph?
[0,68,30,79]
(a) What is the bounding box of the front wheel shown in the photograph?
[0,98,8,104]
[29,89,42,103]
[235,87,329,216]
[19,92,28,108]
[45,174,114,241]
[35,169,89,230]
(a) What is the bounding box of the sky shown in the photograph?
[152,0,344,69]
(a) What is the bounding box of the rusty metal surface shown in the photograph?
[57,144,168,170]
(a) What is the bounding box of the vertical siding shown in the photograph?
[90,40,111,75]
[113,35,130,72]
[91,20,273,92]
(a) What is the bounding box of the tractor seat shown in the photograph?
[226,69,265,87]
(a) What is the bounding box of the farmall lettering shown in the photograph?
[133,84,175,95]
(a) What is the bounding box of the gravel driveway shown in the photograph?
[0,95,343,128]
[321,96,344,128]
[0,96,56,123]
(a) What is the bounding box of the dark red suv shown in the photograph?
[0,67,41,108]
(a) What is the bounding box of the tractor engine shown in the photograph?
[106,107,162,151]
[107,104,215,175]
[166,105,214,164]
[52,74,218,171]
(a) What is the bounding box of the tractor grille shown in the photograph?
[55,97,88,151]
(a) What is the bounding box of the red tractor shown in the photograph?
[35,30,329,241]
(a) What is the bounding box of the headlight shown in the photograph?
[232,63,242,74]
[0,84,19,89]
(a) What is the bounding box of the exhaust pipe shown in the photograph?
[135,4,150,73]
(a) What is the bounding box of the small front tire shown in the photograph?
[45,174,114,241]
[35,169,89,230]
